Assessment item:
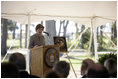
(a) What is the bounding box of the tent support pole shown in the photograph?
[65,52,77,78]
[26,14,31,73]
[87,19,93,57]
[93,18,98,62]
[27,14,31,49]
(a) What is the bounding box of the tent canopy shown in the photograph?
[1,1,117,27]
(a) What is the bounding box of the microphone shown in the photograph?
[43,31,49,36]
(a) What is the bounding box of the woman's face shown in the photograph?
[36,27,44,35]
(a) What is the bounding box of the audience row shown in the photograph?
[1,52,117,78]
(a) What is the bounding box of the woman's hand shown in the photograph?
[33,45,39,48]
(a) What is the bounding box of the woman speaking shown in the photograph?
[29,24,45,49]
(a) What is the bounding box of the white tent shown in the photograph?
[1,1,117,62]
[2,1,116,26]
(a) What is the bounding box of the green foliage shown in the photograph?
[113,37,117,45]
[66,39,80,49]
[7,20,19,31]
[98,53,117,65]
[81,28,90,49]
[111,21,116,28]
[97,35,107,51]
[97,35,117,51]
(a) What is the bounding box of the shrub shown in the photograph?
[98,53,117,65]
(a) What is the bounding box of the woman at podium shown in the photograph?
[29,24,45,48]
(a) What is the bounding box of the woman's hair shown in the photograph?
[35,24,44,31]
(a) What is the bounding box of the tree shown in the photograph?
[75,23,79,39]
[111,21,117,45]
[25,24,28,48]
[1,18,8,56]
[20,24,22,48]
[7,20,18,39]
[97,25,106,51]
[99,25,104,49]
[58,20,69,36]
[58,21,63,36]
[80,25,85,48]
[81,28,90,49]
[63,20,69,36]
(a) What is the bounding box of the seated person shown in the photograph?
[44,70,63,78]
[53,61,70,78]
[1,62,20,78]
[86,63,109,78]
[104,58,117,78]
[80,58,95,78]
[9,52,39,78]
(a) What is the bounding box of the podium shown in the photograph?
[30,45,59,77]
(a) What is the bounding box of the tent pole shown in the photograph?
[87,19,93,57]
[27,14,30,49]
[26,14,31,73]
[93,17,98,62]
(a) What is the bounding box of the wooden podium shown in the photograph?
[30,45,59,77]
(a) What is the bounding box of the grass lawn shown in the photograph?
[7,39,25,49]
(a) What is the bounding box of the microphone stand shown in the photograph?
[47,34,52,45]
[43,32,51,45]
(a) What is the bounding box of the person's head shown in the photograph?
[104,58,117,77]
[81,58,94,76]
[9,52,26,70]
[86,63,109,78]
[35,24,44,35]
[53,61,70,78]
[44,70,63,78]
[1,62,20,78]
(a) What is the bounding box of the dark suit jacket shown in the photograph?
[19,71,39,78]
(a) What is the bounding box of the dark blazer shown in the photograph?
[19,71,39,78]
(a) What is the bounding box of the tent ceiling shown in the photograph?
[1,1,117,27]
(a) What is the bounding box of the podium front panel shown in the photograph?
[30,45,59,77]
[43,45,59,75]
[30,46,43,77]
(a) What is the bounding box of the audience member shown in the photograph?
[44,70,63,78]
[9,52,39,78]
[86,63,109,78]
[53,61,70,78]
[1,62,20,78]
[104,58,117,78]
[80,58,95,77]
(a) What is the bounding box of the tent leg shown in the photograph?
[93,18,98,62]
[26,14,31,73]
[65,52,77,78]
[27,14,31,49]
